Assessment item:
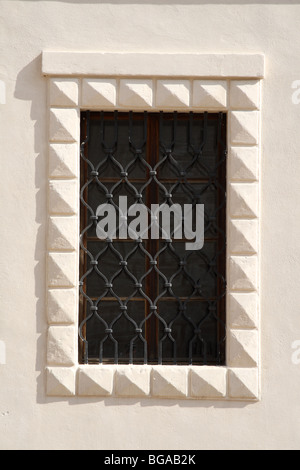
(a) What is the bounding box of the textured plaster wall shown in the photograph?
[0,0,300,450]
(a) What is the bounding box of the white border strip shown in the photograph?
[42,52,265,79]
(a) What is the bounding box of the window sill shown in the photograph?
[47,365,259,401]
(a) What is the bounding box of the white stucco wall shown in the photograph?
[0,0,300,450]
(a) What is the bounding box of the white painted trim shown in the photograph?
[42,52,265,79]
[45,56,263,401]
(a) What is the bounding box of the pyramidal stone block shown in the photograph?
[229,146,259,182]
[193,80,227,108]
[190,367,227,398]
[49,79,79,107]
[48,216,78,251]
[152,366,187,398]
[229,183,259,218]
[47,367,76,396]
[228,292,259,329]
[230,80,260,110]
[156,80,190,108]
[229,256,258,291]
[49,180,78,215]
[49,143,78,179]
[47,288,77,324]
[78,366,114,396]
[47,326,76,366]
[229,368,259,400]
[119,79,153,108]
[116,366,151,397]
[48,252,77,287]
[82,79,117,108]
[228,329,259,367]
[49,108,79,143]
[231,111,259,145]
[229,219,258,254]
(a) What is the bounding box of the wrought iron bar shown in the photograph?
[79,111,227,365]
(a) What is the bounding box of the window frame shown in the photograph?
[45,52,263,400]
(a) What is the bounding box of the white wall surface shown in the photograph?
[0,0,300,450]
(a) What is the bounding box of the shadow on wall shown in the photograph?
[14,54,48,404]
[6,0,300,4]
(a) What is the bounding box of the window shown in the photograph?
[45,52,262,399]
[79,111,227,366]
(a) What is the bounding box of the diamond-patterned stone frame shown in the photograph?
[44,53,263,401]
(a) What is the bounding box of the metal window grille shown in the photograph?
[79,111,227,365]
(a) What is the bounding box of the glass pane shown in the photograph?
[80,112,226,365]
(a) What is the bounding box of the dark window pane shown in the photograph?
[79,112,226,366]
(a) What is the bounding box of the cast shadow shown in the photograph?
[14,53,48,404]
